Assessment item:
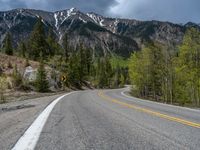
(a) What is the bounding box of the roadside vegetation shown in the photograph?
[0,76,7,103]
[128,28,200,107]
[0,18,128,102]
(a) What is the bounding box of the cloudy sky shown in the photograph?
[0,0,200,23]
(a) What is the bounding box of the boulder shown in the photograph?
[23,66,37,82]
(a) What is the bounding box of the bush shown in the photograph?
[0,76,7,103]
[12,65,23,88]
[7,61,13,69]
[34,61,49,92]
[24,58,30,67]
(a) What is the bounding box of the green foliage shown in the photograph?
[4,32,13,55]
[12,65,23,88]
[47,28,61,56]
[28,18,48,60]
[174,28,200,106]
[66,45,93,87]
[129,43,174,101]
[97,57,113,88]
[68,53,81,87]
[62,33,70,62]
[0,21,128,92]
[129,28,200,107]
[110,55,128,68]
[17,41,27,57]
[110,56,129,87]
[35,61,49,92]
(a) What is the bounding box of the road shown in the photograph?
[8,88,200,149]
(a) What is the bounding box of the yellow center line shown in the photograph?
[98,91,200,129]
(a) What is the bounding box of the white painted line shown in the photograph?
[12,92,75,150]
[121,90,200,113]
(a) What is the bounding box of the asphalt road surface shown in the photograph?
[10,88,200,150]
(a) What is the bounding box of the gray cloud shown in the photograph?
[0,0,27,10]
[108,0,200,23]
[0,0,200,23]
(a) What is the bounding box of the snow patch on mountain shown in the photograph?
[113,19,119,33]
[114,19,119,26]
[86,13,105,27]
[3,13,11,29]
[54,13,59,30]
[54,8,78,30]
[61,12,63,16]
[99,19,105,26]
[79,17,87,23]
[35,14,46,25]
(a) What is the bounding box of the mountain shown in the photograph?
[0,8,199,57]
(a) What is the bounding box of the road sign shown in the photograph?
[61,75,67,82]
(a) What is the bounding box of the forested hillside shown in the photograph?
[129,28,200,107]
[0,18,128,103]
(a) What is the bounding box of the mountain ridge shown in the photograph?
[0,8,199,57]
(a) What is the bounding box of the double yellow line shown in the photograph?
[98,91,200,129]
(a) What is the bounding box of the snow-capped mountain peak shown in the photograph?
[67,7,77,17]
[53,8,79,30]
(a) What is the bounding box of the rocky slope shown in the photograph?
[0,8,199,57]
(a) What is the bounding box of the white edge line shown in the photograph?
[12,92,76,150]
[121,90,200,113]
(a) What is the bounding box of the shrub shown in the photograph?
[34,61,49,92]
[12,65,23,88]
[0,76,7,103]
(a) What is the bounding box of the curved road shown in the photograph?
[16,88,200,149]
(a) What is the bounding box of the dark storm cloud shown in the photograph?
[0,0,117,15]
[0,0,200,23]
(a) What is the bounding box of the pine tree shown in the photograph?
[62,33,69,62]
[4,33,13,55]
[28,18,48,60]
[68,53,81,87]
[113,64,121,87]
[98,57,113,88]
[98,58,107,88]
[35,61,49,92]
[77,44,88,81]
[12,65,23,88]
[85,48,93,75]
[18,42,27,57]
[47,28,60,56]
